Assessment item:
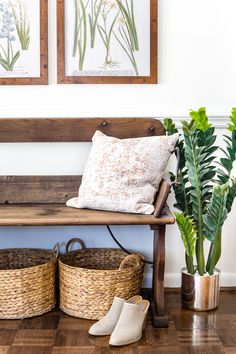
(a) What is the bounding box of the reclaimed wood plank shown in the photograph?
[0,118,165,142]
[0,204,175,226]
[0,176,81,204]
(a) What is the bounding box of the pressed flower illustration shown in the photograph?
[97,0,120,69]
[88,0,102,48]
[115,0,139,51]
[68,0,150,77]
[0,1,20,71]
[0,0,43,80]
[113,0,139,75]
[113,14,139,75]
[73,0,88,71]
[11,0,30,50]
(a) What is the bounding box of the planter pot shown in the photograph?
[181,267,220,311]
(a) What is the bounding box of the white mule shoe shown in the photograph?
[109,299,150,346]
[88,295,142,336]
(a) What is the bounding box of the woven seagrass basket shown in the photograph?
[59,238,145,320]
[0,244,58,319]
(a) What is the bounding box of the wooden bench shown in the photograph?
[0,118,175,327]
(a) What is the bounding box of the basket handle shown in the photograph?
[65,238,86,253]
[52,242,60,258]
[119,254,143,270]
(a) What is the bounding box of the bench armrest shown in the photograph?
[153,180,171,218]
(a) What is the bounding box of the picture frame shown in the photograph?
[0,0,48,85]
[57,0,157,84]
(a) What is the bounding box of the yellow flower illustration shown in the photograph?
[117,15,126,26]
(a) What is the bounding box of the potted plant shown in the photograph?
[164,107,236,311]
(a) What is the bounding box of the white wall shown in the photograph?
[0,0,236,287]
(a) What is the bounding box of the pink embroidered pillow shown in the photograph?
[66,130,178,215]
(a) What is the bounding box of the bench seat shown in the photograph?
[0,204,174,226]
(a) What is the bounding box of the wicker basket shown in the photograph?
[0,244,58,319]
[59,238,145,320]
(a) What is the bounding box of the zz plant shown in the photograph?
[164,108,236,276]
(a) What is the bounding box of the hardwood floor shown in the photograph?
[0,290,236,354]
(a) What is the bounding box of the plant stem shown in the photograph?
[73,0,87,71]
[206,232,221,275]
[79,0,87,71]
[73,0,79,56]
[114,26,139,75]
[196,238,204,275]
[116,0,139,51]
[185,253,195,275]
[97,8,118,66]
[185,130,205,275]
[7,38,10,68]
[12,2,30,51]
[89,0,102,48]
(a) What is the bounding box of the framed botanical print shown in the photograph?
[57,0,157,84]
[0,0,48,85]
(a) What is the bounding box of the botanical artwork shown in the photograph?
[65,0,150,77]
[0,0,40,78]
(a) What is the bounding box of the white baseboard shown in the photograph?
[143,271,236,288]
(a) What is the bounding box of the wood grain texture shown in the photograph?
[152,226,167,327]
[0,118,165,142]
[0,291,235,353]
[8,348,51,354]
[0,204,175,226]
[12,330,56,347]
[57,0,158,84]
[153,180,171,218]
[0,331,16,346]
[0,0,48,85]
[0,176,81,204]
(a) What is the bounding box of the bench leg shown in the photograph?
[150,224,168,328]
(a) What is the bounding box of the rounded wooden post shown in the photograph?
[150,224,168,327]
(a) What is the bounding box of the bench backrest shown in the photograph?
[0,118,165,204]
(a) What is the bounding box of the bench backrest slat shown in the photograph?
[0,176,81,204]
[0,118,165,204]
[0,118,165,142]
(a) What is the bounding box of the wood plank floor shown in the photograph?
[0,290,236,354]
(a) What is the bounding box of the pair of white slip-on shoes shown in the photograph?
[88,295,150,346]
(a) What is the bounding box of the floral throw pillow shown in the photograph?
[66,130,179,215]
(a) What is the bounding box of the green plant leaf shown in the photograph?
[163,118,178,135]
[228,108,236,131]
[0,56,9,65]
[175,213,197,256]
[218,129,236,184]
[97,25,107,47]
[108,13,119,42]
[221,158,232,172]
[190,107,212,132]
[174,212,197,274]
[204,184,229,274]
[226,179,236,213]
[0,59,10,71]
[203,184,228,243]
[171,170,192,215]
[164,119,192,214]
[9,51,20,71]
[116,0,138,51]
